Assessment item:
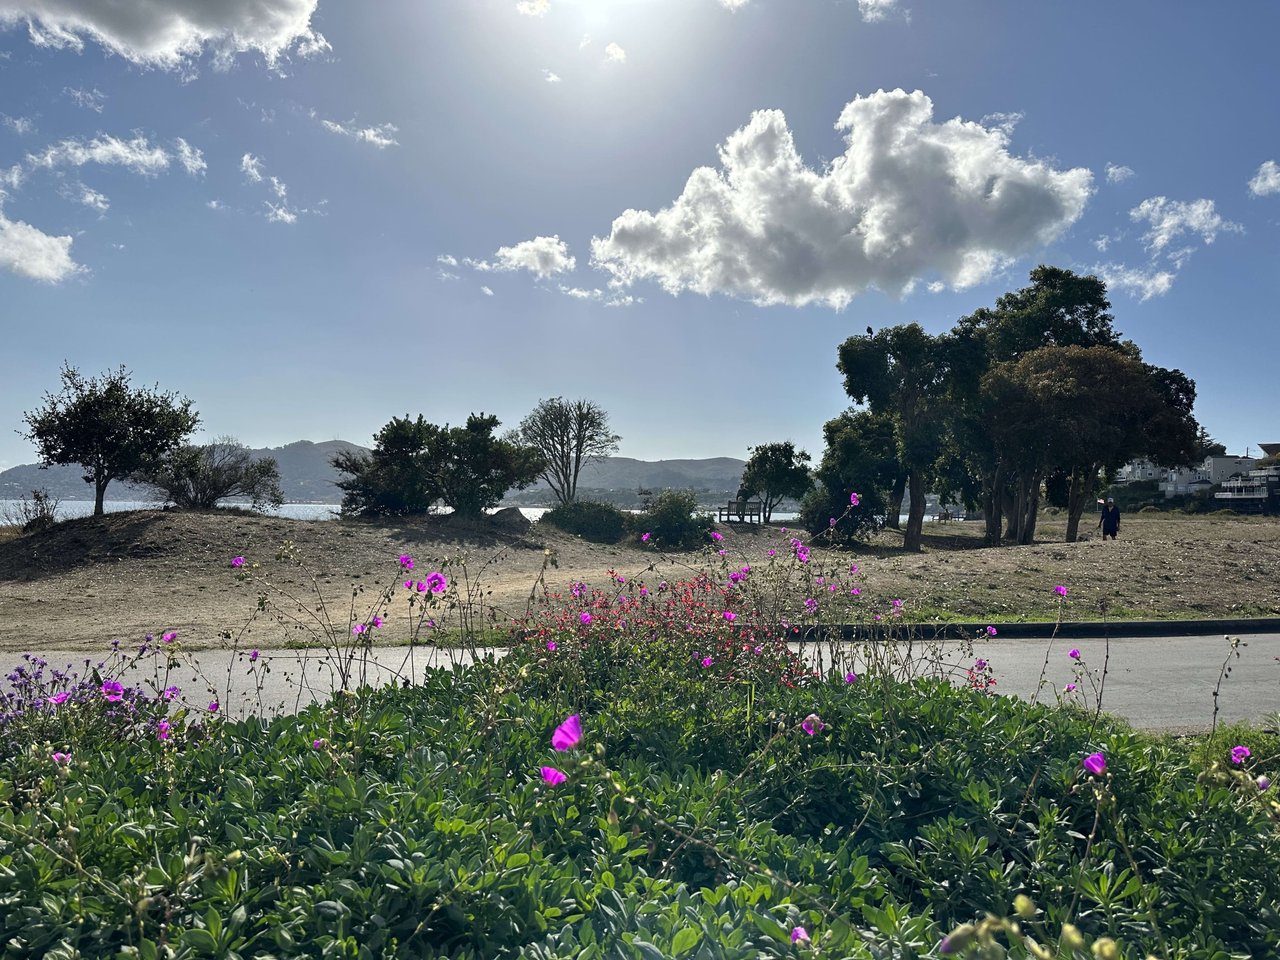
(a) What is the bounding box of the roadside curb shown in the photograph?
[817,618,1280,640]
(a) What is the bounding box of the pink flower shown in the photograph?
[426,572,448,593]
[352,623,367,635]
[985,626,997,637]
[891,598,904,609]
[157,721,171,741]
[641,532,651,543]
[313,739,324,749]
[844,671,858,683]
[571,581,587,598]
[208,701,219,713]
[701,656,714,667]
[1069,648,1081,660]
[163,686,180,700]
[551,714,582,751]
[162,631,177,643]
[231,556,245,568]
[1054,585,1068,597]
[249,649,259,662]
[1065,682,1077,692]
[1083,752,1105,776]
[101,680,124,702]
[717,549,727,557]
[849,563,859,574]
[52,752,71,764]
[398,554,414,570]
[850,587,861,596]
[829,517,836,527]
[723,611,736,622]
[1231,745,1251,765]
[767,548,776,557]
[546,641,557,651]
[804,598,818,614]
[711,531,723,542]
[795,545,810,563]
[540,766,567,786]
[801,713,823,736]
[849,492,860,506]
[791,926,810,943]
[579,612,592,625]
[47,691,70,706]
[372,615,384,628]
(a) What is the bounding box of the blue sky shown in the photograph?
[1,0,1278,475]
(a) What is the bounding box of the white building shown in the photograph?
[1115,458,1161,483]
[1159,454,1259,497]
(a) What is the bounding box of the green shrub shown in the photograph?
[633,489,712,549]
[541,499,629,543]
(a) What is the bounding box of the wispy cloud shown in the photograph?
[858,0,905,22]
[1248,160,1280,197]
[318,117,400,149]
[240,153,264,182]
[63,86,105,112]
[173,137,206,175]
[1105,162,1135,183]
[516,0,550,14]
[480,285,494,296]
[1094,263,1174,301]
[239,152,315,223]
[604,42,626,63]
[27,134,176,176]
[2,114,34,135]
[73,183,109,212]
[1130,196,1241,254]
[542,69,561,83]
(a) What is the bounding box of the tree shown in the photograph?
[1194,426,1226,461]
[800,409,895,544]
[739,441,812,522]
[20,363,199,516]
[836,323,949,551]
[438,413,544,517]
[517,398,620,505]
[137,437,285,511]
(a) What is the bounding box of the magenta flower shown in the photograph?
[372,615,384,628]
[1231,745,1251,765]
[801,713,823,736]
[844,671,858,683]
[1065,682,1077,692]
[849,492,860,506]
[313,738,324,749]
[571,581,587,598]
[157,721,171,741]
[398,554,414,570]
[804,597,818,614]
[52,752,70,764]
[1054,585,1068,597]
[231,556,245,568]
[985,626,997,637]
[249,649,259,662]
[47,691,70,706]
[101,680,124,702]
[891,598,904,609]
[829,517,836,527]
[849,563,859,574]
[540,766,567,786]
[352,623,367,635]
[415,581,426,592]
[791,926,810,943]
[208,701,219,713]
[546,640,558,652]
[1083,752,1106,776]
[701,656,714,667]
[767,548,776,557]
[426,572,448,593]
[850,587,861,596]
[717,549,727,557]
[552,714,582,751]
[641,532,651,543]
[579,611,592,625]
[711,531,723,542]
[1069,648,1081,660]
[723,610,736,622]
[162,631,177,643]
[974,659,988,671]
[796,546,810,563]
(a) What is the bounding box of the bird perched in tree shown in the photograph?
[866,326,874,336]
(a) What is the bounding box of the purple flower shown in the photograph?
[52,752,71,764]
[845,671,858,683]
[157,721,171,741]
[802,713,823,736]
[850,587,861,596]
[804,598,818,614]
[208,701,219,713]
[546,640,558,652]
[791,926,810,943]
[231,556,245,568]
[162,631,177,643]
[723,611,736,622]
[701,656,714,667]
[579,611,592,625]
[571,581,587,598]
[372,615,384,628]
[1069,648,1081,660]
[313,738,324,749]
[426,572,448,593]
[717,549,727,557]
[101,680,124,702]
[352,623,367,635]
[985,626,997,637]
[398,554,414,570]
[767,548,776,557]
[829,517,836,527]
[540,766,567,786]
[1065,682,1077,692]
[891,598,904,609]
[249,649,259,662]
[641,532,651,543]
[711,531,723,542]
[1054,585,1069,597]
[47,691,70,706]
[1231,745,1251,765]
[974,658,988,671]
[163,686,180,700]
[1083,752,1106,776]
[1258,775,1272,791]
[849,492,860,506]
[795,545,810,563]
[552,714,582,751]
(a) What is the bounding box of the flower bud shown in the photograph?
[1061,923,1085,950]
[1092,937,1120,960]
[1014,894,1035,919]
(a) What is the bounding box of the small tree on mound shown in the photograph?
[518,397,620,505]
[739,441,813,522]
[137,437,285,511]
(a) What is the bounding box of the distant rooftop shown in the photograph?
[1259,443,1280,457]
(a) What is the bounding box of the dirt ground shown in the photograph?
[1,508,1278,653]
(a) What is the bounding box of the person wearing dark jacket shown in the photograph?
[1098,498,1121,540]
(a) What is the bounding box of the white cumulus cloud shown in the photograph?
[719,0,751,9]
[858,0,903,22]
[0,204,81,281]
[2,114,34,134]
[604,42,626,63]
[27,134,172,175]
[1130,196,1241,254]
[319,118,400,149]
[1104,162,1135,183]
[0,0,328,69]
[591,89,1093,308]
[1095,263,1175,302]
[516,0,549,15]
[542,69,561,83]
[1248,160,1280,197]
[489,235,576,278]
[436,254,458,267]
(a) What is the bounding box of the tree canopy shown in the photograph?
[517,398,620,506]
[20,364,199,516]
[739,441,812,522]
[137,437,285,512]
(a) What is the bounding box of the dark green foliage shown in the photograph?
[739,441,812,522]
[20,363,200,516]
[136,437,285,511]
[541,499,630,543]
[633,489,712,549]
[800,409,890,543]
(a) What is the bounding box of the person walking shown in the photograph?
[1098,497,1121,540]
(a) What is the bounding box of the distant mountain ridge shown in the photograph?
[0,443,747,506]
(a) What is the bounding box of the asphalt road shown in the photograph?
[11,632,1279,733]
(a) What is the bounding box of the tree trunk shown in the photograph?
[983,465,1003,546]
[1065,467,1087,543]
[884,471,907,530]
[1018,472,1043,545]
[903,471,926,552]
[94,475,108,516]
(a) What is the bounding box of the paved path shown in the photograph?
[11,633,1279,732]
